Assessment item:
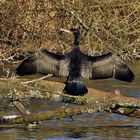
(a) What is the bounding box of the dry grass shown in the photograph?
[0,0,140,60]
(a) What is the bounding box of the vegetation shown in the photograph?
[0,0,140,61]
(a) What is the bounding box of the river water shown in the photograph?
[0,61,140,139]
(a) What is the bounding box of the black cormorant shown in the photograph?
[16,28,135,96]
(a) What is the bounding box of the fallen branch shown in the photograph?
[1,95,140,124]
[0,104,106,124]
[0,78,140,124]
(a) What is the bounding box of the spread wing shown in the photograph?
[16,48,65,76]
[81,52,135,82]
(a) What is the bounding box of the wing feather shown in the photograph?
[16,48,65,76]
[81,52,135,82]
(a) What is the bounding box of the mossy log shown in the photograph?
[0,77,140,124]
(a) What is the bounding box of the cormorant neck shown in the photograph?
[73,33,80,48]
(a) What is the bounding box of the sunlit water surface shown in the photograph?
[0,61,140,140]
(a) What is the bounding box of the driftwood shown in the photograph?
[0,77,140,124]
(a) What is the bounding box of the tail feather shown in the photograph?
[63,81,88,96]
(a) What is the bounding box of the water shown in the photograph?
[0,61,140,139]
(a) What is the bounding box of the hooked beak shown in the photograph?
[60,28,71,34]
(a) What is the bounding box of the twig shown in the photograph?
[21,74,53,85]
[0,53,16,62]
[119,5,140,24]
[55,3,89,31]
[0,39,14,45]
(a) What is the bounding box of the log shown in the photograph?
[0,77,140,124]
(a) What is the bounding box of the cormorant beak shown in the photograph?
[60,28,71,34]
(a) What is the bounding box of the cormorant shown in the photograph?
[16,28,135,96]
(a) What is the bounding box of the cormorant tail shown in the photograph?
[63,81,88,96]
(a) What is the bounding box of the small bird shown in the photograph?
[16,28,135,96]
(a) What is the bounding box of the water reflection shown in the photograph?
[0,115,140,139]
[0,100,140,139]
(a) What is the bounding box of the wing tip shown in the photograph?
[128,73,135,83]
[16,62,37,76]
[117,70,135,83]
[15,54,38,76]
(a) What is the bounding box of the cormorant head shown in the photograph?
[60,28,80,46]
[70,28,80,36]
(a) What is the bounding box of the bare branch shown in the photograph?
[55,3,89,31]
[20,74,53,85]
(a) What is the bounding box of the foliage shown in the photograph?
[0,0,140,60]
